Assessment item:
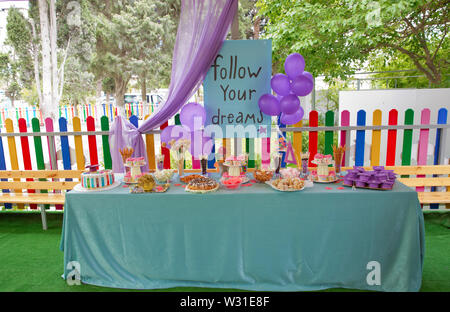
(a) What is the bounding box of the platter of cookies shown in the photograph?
[265,177,305,192]
[185,176,219,193]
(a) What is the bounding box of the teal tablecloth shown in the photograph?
[60,175,424,292]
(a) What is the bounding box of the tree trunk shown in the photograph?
[49,0,58,108]
[38,0,55,119]
[141,72,147,104]
[29,19,43,105]
[253,16,260,39]
[114,76,129,117]
[96,78,102,105]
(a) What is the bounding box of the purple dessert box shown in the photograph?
[358,174,370,182]
[356,181,367,187]
[381,182,394,189]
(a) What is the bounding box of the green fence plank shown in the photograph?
[31,118,49,209]
[324,110,334,155]
[100,116,112,169]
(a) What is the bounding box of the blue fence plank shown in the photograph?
[0,129,11,209]
[58,117,72,171]
[430,108,448,209]
[355,110,366,166]
[129,115,139,128]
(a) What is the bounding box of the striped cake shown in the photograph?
[81,170,115,189]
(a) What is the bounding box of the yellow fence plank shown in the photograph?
[371,110,382,166]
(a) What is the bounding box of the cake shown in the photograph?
[81,165,115,189]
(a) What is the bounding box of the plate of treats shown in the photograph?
[265,177,305,192]
[185,176,219,193]
[180,174,204,184]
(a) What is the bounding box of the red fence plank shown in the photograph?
[86,116,99,166]
[19,118,37,210]
[308,110,318,167]
[386,109,398,166]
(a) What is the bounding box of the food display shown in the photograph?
[124,157,146,183]
[253,169,274,183]
[223,155,246,177]
[311,153,336,182]
[137,174,156,192]
[332,144,345,175]
[81,165,115,189]
[119,147,134,163]
[126,157,146,167]
[343,166,396,190]
[266,177,305,192]
[185,176,219,193]
[221,176,243,190]
[280,167,300,179]
[180,174,204,183]
[154,169,175,183]
[129,174,170,193]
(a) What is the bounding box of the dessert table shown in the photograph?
[60,174,424,292]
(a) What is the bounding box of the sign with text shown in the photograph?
[204,39,272,138]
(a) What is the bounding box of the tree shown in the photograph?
[89,0,179,112]
[0,53,21,106]
[257,0,449,86]
[5,7,34,91]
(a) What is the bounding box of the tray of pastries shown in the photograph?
[266,177,305,192]
[185,176,219,193]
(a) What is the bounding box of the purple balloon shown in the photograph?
[160,125,190,147]
[303,71,314,82]
[190,130,213,157]
[291,73,314,96]
[280,94,300,114]
[270,74,291,96]
[180,102,206,131]
[258,93,280,116]
[160,125,175,145]
[284,53,305,79]
[280,106,304,125]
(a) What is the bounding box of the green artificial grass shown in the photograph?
[0,212,448,292]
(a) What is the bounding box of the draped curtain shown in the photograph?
[109,0,238,172]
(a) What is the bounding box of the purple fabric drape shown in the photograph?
[109,0,238,172]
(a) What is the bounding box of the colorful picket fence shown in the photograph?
[0,102,159,128]
[0,107,448,211]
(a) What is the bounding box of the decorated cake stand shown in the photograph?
[222,155,250,183]
[124,157,146,184]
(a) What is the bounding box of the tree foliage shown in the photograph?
[257,0,449,86]
[89,0,179,108]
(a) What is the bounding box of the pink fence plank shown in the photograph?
[45,118,63,210]
[261,137,270,169]
[340,110,350,166]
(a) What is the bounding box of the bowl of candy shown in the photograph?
[221,176,243,190]
[253,169,274,183]
[153,169,175,183]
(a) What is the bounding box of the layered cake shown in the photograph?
[81,165,115,189]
